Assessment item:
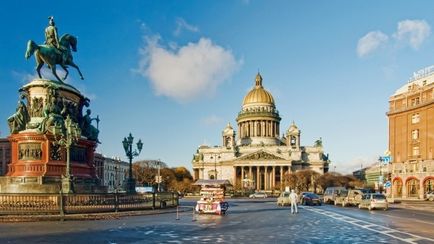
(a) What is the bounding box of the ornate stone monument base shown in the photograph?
[3,79,104,194]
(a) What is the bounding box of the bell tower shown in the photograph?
[222,123,236,149]
[287,121,300,150]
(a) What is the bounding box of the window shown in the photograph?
[413,146,420,156]
[412,113,420,124]
[411,97,420,106]
[412,129,419,140]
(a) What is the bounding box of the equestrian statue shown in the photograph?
[25,16,84,83]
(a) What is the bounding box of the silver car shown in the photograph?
[358,193,388,211]
[249,192,267,198]
[426,191,434,201]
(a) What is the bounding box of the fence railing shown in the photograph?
[0,192,179,215]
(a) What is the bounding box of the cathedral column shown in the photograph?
[241,166,245,188]
[280,166,284,190]
[250,121,253,137]
[271,122,275,137]
[264,167,268,190]
[249,166,252,180]
[272,166,276,190]
[256,166,260,190]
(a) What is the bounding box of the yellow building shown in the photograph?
[192,73,329,192]
[388,65,434,199]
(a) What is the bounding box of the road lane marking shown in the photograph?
[303,206,434,244]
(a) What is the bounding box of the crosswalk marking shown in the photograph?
[303,206,434,244]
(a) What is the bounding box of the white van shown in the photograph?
[323,187,347,204]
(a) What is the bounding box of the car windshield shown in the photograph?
[306,193,319,198]
[373,194,386,199]
[282,193,289,197]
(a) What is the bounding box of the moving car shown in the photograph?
[277,192,290,206]
[426,191,434,201]
[249,192,267,198]
[323,187,347,204]
[335,189,368,207]
[358,193,388,211]
[300,193,322,206]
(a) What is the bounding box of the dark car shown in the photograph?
[301,193,322,206]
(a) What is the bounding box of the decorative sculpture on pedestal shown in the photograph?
[2,17,101,194]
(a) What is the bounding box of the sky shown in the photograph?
[1,0,434,174]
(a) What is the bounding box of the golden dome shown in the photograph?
[242,73,275,106]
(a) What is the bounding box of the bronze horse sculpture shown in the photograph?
[25,34,84,83]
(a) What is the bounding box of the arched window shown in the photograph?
[406,178,420,198]
[393,179,402,197]
[424,178,434,193]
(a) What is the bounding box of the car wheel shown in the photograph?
[383,207,388,211]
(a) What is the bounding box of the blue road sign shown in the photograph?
[384,181,392,188]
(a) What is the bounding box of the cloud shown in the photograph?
[201,114,223,126]
[357,31,389,57]
[393,19,431,49]
[174,18,199,36]
[134,36,241,103]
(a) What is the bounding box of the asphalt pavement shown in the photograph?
[0,198,433,244]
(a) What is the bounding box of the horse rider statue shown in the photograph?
[45,16,67,65]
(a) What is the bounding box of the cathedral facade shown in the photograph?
[192,73,329,191]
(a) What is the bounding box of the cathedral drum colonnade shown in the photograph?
[192,73,329,191]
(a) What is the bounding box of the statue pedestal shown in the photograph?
[3,79,101,193]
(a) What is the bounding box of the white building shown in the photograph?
[103,156,129,192]
[192,73,329,191]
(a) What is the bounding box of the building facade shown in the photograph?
[0,138,11,176]
[192,73,329,191]
[388,65,434,199]
[93,153,129,192]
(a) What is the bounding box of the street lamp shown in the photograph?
[122,133,143,194]
[52,115,81,194]
[157,159,161,192]
[210,153,221,180]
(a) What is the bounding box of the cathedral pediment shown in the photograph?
[237,150,285,161]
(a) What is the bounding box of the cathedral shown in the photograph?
[192,73,329,191]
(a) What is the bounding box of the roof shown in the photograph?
[193,179,232,186]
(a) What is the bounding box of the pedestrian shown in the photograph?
[289,189,298,214]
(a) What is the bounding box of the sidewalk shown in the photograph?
[390,200,434,213]
[0,206,184,222]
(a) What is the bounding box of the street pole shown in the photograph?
[211,153,220,180]
[122,133,143,194]
[158,159,161,192]
[53,115,80,194]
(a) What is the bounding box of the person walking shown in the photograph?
[289,189,298,214]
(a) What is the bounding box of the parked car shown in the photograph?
[358,193,388,211]
[249,192,267,198]
[323,187,347,204]
[301,193,322,206]
[335,189,366,207]
[277,192,290,206]
[426,191,434,201]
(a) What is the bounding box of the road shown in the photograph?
[0,198,433,243]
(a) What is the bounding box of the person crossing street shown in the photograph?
[289,189,298,214]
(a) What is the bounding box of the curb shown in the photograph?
[0,206,187,222]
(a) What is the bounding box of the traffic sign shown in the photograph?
[384,181,392,188]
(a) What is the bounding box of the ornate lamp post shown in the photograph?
[210,153,221,180]
[53,115,81,194]
[122,133,143,193]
